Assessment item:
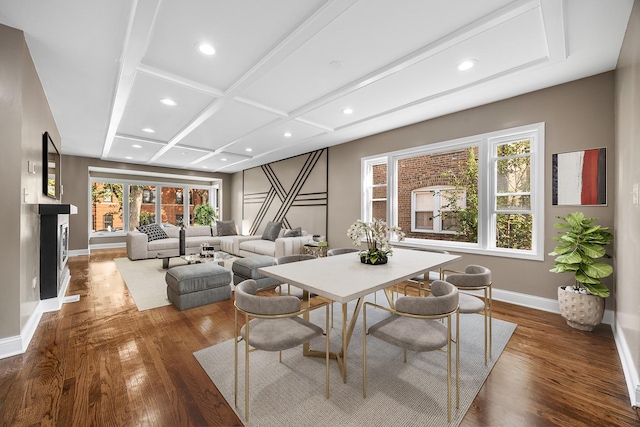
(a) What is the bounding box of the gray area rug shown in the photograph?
[114,257,185,310]
[194,294,517,426]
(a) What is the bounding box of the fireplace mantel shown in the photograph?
[38,204,78,215]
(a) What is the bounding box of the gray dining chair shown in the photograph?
[327,247,359,326]
[363,279,460,422]
[326,247,359,257]
[273,254,317,297]
[234,279,330,422]
[441,264,493,365]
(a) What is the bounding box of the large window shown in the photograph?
[362,123,544,260]
[91,177,219,236]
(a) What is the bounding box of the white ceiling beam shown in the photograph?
[136,63,224,98]
[101,0,162,159]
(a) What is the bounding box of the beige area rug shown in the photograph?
[194,294,517,426]
[113,257,183,310]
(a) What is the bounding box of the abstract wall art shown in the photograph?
[552,148,606,206]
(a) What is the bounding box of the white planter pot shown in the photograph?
[557,286,605,331]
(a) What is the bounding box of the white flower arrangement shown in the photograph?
[347,218,405,263]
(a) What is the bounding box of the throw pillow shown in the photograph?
[217,220,238,236]
[136,223,168,242]
[283,227,302,237]
[261,221,282,241]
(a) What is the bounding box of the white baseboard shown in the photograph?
[0,272,75,360]
[612,321,640,407]
[69,248,90,257]
[89,242,126,250]
[0,302,43,359]
[464,287,614,325]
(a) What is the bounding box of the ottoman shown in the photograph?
[232,255,279,291]
[165,262,232,310]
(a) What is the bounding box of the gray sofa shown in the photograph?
[126,224,313,260]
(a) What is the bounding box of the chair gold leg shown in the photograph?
[325,304,330,399]
[403,348,407,363]
[447,315,451,423]
[362,304,367,398]
[244,314,250,422]
[456,310,460,409]
[234,307,238,408]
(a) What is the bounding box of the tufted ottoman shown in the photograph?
[232,255,279,291]
[165,262,232,310]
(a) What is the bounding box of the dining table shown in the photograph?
[258,247,461,382]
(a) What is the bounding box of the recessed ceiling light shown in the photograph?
[284,132,292,138]
[329,60,343,70]
[202,165,208,169]
[125,156,133,160]
[342,108,353,115]
[458,59,476,71]
[245,148,253,152]
[198,42,215,56]
[132,144,142,148]
[160,98,177,106]
[221,158,228,162]
[142,128,155,133]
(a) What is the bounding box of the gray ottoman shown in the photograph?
[165,263,232,310]
[232,255,279,290]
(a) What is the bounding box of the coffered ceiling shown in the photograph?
[0,0,634,173]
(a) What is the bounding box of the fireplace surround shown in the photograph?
[38,204,77,300]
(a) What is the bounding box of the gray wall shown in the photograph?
[0,24,61,338]
[615,0,640,402]
[328,72,616,305]
[61,155,233,251]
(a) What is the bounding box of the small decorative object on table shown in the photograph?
[200,243,215,258]
[347,218,405,265]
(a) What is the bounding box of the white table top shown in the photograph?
[259,248,460,304]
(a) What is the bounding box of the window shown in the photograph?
[91,182,123,233]
[90,176,219,236]
[103,214,113,231]
[411,187,465,233]
[362,123,544,260]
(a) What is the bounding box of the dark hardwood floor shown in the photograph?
[1,248,638,426]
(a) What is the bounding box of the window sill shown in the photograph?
[392,240,544,261]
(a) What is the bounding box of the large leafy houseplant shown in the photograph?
[549,212,613,297]
[347,218,405,264]
[193,204,217,226]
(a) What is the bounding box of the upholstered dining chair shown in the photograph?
[402,248,451,298]
[234,279,329,422]
[327,247,360,326]
[326,247,360,257]
[441,265,492,365]
[273,254,317,297]
[363,280,460,422]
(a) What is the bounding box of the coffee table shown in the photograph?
[182,252,236,267]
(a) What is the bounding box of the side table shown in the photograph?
[304,243,328,257]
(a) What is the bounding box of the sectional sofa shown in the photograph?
[126,224,313,260]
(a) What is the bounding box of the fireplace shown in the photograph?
[39,204,77,300]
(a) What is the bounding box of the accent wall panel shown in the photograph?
[243,149,327,236]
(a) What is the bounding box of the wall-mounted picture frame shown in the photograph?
[552,148,606,206]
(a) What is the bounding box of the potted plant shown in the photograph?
[347,218,405,265]
[549,212,613,331]
[193,204,217,226]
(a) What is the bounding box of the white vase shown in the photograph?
[557,286,605,331]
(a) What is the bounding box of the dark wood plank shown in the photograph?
[0,248,637,426]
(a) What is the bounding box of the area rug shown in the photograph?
[114,257,186,311]
[194,294,517,426]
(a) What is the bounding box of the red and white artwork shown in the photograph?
[552,148,606,206]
